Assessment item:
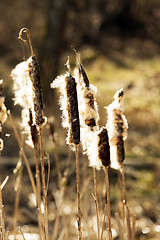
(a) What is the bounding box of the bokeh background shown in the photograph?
[1,0,160,239]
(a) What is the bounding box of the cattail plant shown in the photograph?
[50,58,83,240]
[11,27,47,240]
[0,80,7,153]
[74,57,112,240]
[106,88,128,171]
[106,88,134,240]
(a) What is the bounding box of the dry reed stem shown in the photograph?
[8,112,45,227]
[105,167,112,240]
[13,152,23,231]
[75,145,83,240]
[34,144,43,240]
[93,167,100,240]
[121,164,131,240]
[39,126,49,240]
[131,214,136,240]
[46,153,51,195]
[118,172,124,221]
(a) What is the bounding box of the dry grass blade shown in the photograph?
[1,177,9,191]
[19,227,26,240]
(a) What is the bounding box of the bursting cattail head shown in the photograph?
[74,60,99,132]
[84,127,110,170]
[106,88,128,170]
[51,59,80,148]
[11,28,46,147]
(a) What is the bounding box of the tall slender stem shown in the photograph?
[34,143,43,240]
[121,164,131,240]
[39,126,49,240]
[105,167,112,240]
[75,145,83,240]
[93,167,100,240]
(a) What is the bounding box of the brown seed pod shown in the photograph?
[65,74,80,145]
[79,64,89,88]
[28,56,45,126]
[115,136,125,163]
[98,128,110,167]
[84,118,96,128]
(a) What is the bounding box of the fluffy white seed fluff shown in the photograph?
[11,61,33,109]
[50,74,72,147]
[82,129,103,170]
[21,109,34,148]
[106,88,128,170]
[11,60,35,147]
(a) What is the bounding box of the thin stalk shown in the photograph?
[93,167,100,240]
[121,164,131,240]
[75,145,83,240]
[34,143,43,240]
[39,126,49,240]
[105,167,112,240]
[8,112,45,226]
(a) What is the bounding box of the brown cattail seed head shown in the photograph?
[65,74,80,145]
[27,56,45,126]
[98,128,110,167]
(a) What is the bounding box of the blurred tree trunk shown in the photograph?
[39,0,68,103]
